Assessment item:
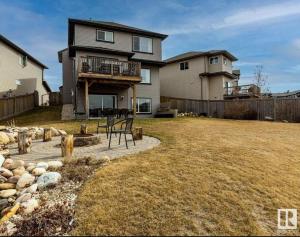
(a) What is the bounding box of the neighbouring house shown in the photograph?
[160,51,241,100]
[58,18,167,120]
[0,34,51,105]
[263,90,300,99]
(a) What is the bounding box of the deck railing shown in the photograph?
[78,56,141,77]
[224,84,260,97]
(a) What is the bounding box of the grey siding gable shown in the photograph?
[74,24,162,61]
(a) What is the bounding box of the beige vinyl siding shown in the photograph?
[74,24,162,61]
[160,57,210,100]
[0,41,48,105]
[128,65,160,117]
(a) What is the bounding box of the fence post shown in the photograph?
[207,100,210,117]
[34,90,39,107]
[273,98,277,121]
[13,96,16,116]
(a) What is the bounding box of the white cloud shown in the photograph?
[155,1,300,35]
[214,1,300,29]
[235,61,261,67]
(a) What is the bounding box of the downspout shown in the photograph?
[72,58,77,113]
[198,74,203,100]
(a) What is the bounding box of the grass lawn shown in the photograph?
[2,107,300,235]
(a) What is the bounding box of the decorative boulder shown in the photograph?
[50,127,59,136]
[32,167,46,176]
[26,165,36,172]
[0,168,13,178]
[20,183,37,195]
[0,154,5,167]
[12,166,26,176]
[0,183,15,190]
[36,162,48,170]
[7,176,20,184]
[58,130,67,136]
[0,132,9,145]
[2,159,13,169]
[6,133,15,143]
[20,198,39,214]
[0,175,8,183]
[7,160,25,170]
[16,193,32,203]
[16,173,35,189]
[0,199,9,212]
[47,161,63,169]
[37,172,61,190]
[0,189,17,198]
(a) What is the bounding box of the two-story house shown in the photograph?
[58,18,168,120]
[0,34,51,105]
[160,51,239,100]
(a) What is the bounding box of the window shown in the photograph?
[19,55,27,67]
[141,68,151,84]
[223,57,227,65]
[132,97,152,113]
[180,61,189,70]
[209,56,219,64]
[96,30,114,42]
[133,36,153,53]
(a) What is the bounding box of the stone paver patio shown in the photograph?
[8,134,160,163]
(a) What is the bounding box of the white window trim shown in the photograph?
[19,55,27,67]
[140,68,151,84]
[96,29,114,42]
[132,97,152,114]
[209,56,219,65]
[133,36,153,53]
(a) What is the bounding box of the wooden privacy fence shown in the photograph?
[161,96,300,122]
[49,92,62,106]
[0,93,36,120]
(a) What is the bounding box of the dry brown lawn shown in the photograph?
[3,107,300,235]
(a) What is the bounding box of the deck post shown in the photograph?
[132,84,137,117]
[85,80,89,119]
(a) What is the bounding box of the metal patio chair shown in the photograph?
[108,117,136,149]
[97,115,115,138]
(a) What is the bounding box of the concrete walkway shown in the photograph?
[8,134,160,163]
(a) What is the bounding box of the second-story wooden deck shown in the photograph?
[224,84,261,99]
[77,56,142,84]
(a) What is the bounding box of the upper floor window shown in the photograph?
[133,36,153,53]
[209,56,219,64]
[180,61,189,70]
[141,68,151,84]
[96,29,114,42]
[19,55,27,67]
[223,57,228,65]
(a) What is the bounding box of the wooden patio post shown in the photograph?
[132,84,137,117]
[85,80,89,118]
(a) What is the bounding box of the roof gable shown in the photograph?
[68,18,168,46]
[0,34,48,69]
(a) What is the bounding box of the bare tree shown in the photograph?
[253,65,270,95]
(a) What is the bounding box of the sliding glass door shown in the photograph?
[89,94,117,117]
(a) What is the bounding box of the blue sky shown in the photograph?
[1,0,300,92]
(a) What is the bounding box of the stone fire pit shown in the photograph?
[73,133,101,147]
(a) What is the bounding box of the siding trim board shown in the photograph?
[69,45,134,58]
[68,18,168,46]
